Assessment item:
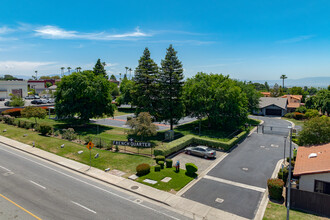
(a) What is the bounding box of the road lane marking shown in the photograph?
[71,201,96,214]
[204,175,266,193]
[0,165,11,172]
[0,147,181,220]
[29,180,46,189]
[0,193,42,220]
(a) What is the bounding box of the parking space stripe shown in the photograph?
[204,175,266,193]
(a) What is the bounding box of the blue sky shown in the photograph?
[0,0,330,81]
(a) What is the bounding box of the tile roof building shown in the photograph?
[281,94,304,112]
[294,143,330,194]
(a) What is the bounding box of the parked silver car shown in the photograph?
[185,146,216,159]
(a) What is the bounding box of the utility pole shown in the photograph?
[283,136,287,164]
[286,126,293,220]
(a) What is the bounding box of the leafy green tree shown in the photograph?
[55,70,115,122]
[93,59,107,78]
[9,95,25,107]
[236,81,261,113]
[109,82,119,97]
[307,87,318,95]
[125,112,158,141]
[131,47,159,116]
[289,86,308,102]
[305,109,319,119]
[253,83,266,91]
[305,89,330,116]
[119,77,134,105]
[265,81,270,92]
[158,45,185,130]
[21,106,47,125]
[110,74,117,80]
[270,83,282,97]
[183,73,248,129]
[298,116,330,145]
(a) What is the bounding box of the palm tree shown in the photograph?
[35,70,38,80]
[280,74,288,88]
[67,67,71,74]
[125,67,128,77]
[60,67,65,77]
[75,67,81,72]
[119,73,122,81]
[128,68,132,79]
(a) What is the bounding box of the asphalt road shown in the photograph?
[182,116,292,219]
[0,144,190,220]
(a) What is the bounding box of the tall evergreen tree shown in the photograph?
[131,48,159,116]
[93,59,107,79]
[158,45,184,130]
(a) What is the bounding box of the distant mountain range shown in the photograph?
[249,77,330,88]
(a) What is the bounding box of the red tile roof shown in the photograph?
[293,143,330,176]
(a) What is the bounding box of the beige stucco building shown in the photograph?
[0,80,28,99]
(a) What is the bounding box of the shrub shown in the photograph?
[54,130,60,136]
[38,123,52,135]
[18,120,26,128]
[296,106,307,114]
[293,112,305,120]
[84,136,93,144]
[185,163,198,175]
[1,108,22,117]
[277,167,289,184]
[13,119,19,126]
[62,128,77,141]
[3,115,15,125]
[166,159,173,168]
[24,121,36,129]
[158,161,164,169]
[106,142,113,151]
[267,178,284,200]
[154,165,161,172]
[305,109,319,119]
[155,155,165,163]
[284,113,294,118]
[127,116,132,121]
[136,163,150,176]
[115,145,119,152]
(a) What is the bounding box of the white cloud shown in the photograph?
[34,25,150,40]
[0,61,57,70]
[277,35,314,44]
[0,26,13,34]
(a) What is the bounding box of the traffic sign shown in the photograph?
[87,141,94,150]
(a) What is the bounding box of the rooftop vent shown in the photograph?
[308,153,317,158]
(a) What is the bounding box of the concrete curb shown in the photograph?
[254,159,284,220]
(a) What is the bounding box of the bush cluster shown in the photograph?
[154,165,161,172]
[1,108,22,117]
[3,116,15,125]
[158,161,164,169]
[37,123,52,135]
[185,163,198,176]
[293,112,305,120]
[165,159,173,168]
[154,130,249,156]
[155,155,165,164]
[136,163,150,176]
[62,128,77,141]
[277,167,289,184]
[267,178,284,200]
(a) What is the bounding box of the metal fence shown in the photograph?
[287,187,330,217]
[257,125,290,136]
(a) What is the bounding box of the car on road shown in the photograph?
[0,98,5,101]
[4,101,10,106]
[34,95,40,99]
[31,99,40,104]
[25,95,35,100]
[185,146,216,159]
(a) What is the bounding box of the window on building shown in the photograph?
[314,180,330,195]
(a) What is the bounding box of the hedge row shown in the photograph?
[154,130,249,156]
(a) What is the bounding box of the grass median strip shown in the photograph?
[136,167,195,192]
[0,123,154,174]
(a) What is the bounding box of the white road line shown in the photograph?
[71,201,97,214]
[0,165,11,172]
[204,175,266,193]
[0,147,181,220]
[29,180,46,189]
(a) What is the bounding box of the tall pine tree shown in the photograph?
[93,59,107,79]
[131,48,159,116]
[158,45,184,130]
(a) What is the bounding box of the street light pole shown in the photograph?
[286,126,293,220]
[284,136,287,164]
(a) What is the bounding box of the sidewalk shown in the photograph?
[0,135,247,220]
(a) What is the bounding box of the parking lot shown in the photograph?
[169,148,225,174]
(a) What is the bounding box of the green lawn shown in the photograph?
[263,201,326,220]
[114,107,135,116]
[136,166,195,192]
[282,118,305,127]
[0,122,154,174]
